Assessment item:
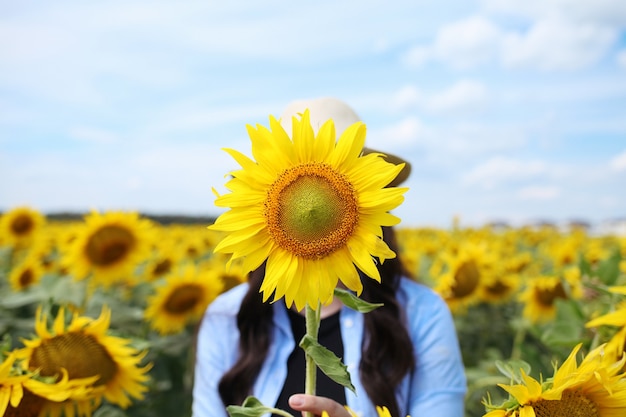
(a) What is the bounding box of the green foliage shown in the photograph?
[299,334,356,393]
[334,287,383,312]
[226,396,294,417]
[2,217,626,417]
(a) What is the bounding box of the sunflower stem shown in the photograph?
[304,302,321,417]
[511,320,527,361]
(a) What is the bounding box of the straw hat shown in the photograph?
[280,97,411,187]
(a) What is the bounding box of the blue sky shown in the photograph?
[1,0,625,228]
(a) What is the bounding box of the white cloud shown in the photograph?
[402,15,500,69]
[425,80,488,113]
[69,126,120,144]
[617,50,626,69]
[368,117,424,150]
[384,80,488,116]
[401,46,432,68]
[390,85,422,111]
[517,185,560,200]
[481,0,626,27]
[402,8,620,72]
[432,16,501,69]
[462,156,551,189]
[610,150,626,172]
[501,18,618,70]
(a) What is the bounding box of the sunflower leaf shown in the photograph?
[334,288,383,313]
[300,334,356,393]
[227,396,294,417]
[92,404,129,417]
[494,359,532,384]
[597,250,621,285]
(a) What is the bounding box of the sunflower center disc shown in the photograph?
[537,281,567,307]
[153,259,172,277]
[11,215,34,235]
[31,333,117,386]
[85,225,135,266]
[5,389,45,417]
[165,284,201,313]
[531,391,599,417]
[266,163,358,259]
[485,280,509,296]
[451,260,480,298]
[19,269,35,287]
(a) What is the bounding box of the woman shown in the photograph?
[192,98,467,417]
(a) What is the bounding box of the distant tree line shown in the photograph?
[41,212,218,225]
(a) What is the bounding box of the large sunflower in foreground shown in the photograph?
[483,343,626,417]
[1,352,33,416]
[14,306,151,414]
[1,352,100,417]
[63,211,155,287]
[586,289,626,363]
[0,206,45,249]
[144,264,224,335]
[209,110,407,310]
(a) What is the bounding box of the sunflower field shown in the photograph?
[1,206,626,417]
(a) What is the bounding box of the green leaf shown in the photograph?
[578,256,592,279]
[299,334,356,393]
[227,396,294,417]
[0,289,44,308]
[48,275,87,307]
[92,404,130,417]
[334,288,383,313]
[597,251,621,286]
[494,359,532,384]
[0,334,11,353]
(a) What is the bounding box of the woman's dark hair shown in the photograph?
[218,226,415,416]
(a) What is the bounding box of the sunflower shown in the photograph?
[584,239,610,267]
[14,305,151,413]
[200,256,248,292]
[503,252,533,275]
[27,230,60,275]
[545,235,582,268]
[1,353,32,416]
[8,255,45,291]
[1,351,100,417]
[0,207,45,249]
[208,110,406,310]
[144,264,224,335]
[64,211,155,287]
[141,239,182,283]
[483,343,626,417]
[479,273,520,304]
[434,241,494,312]
[519,274,580,324]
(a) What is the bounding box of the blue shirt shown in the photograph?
[192,278,467,417]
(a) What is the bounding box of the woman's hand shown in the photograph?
[288,394,353,417]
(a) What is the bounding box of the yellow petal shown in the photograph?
[586,309,626,328]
